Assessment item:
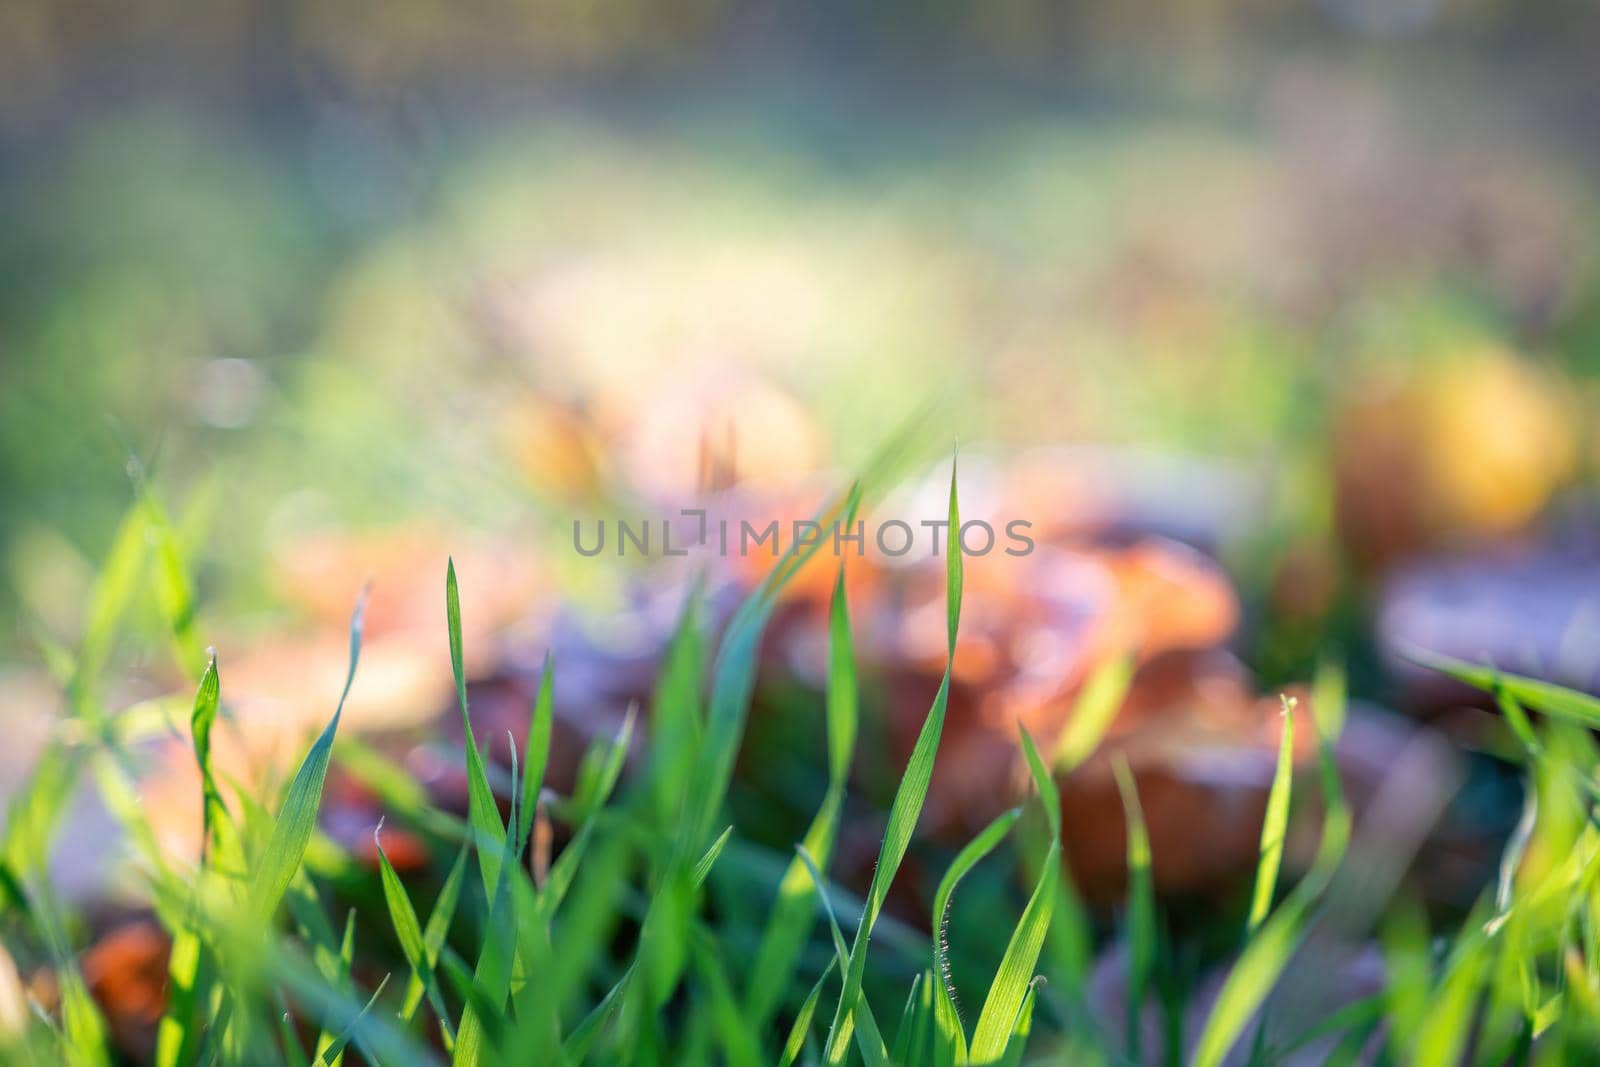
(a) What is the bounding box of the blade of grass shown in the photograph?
[1190,693,1354,1067]
[408,839,470,1025]
[517,652,555,858]
[892,973,925,1066]
[693,932,764,1067]
[824,458,961,1066]
[312,974,392,1067]
[930,807,1023,1066]
[747,564,859,1026]
[779,960,838,1067]
[1247,697,1297,936]
[312,910,358,1066]
[1112,756,1154,1063]
[692,825,734,889]
[154,659,236,1067]
[1403,647,1600,729]
[249,589,366,923]
[796,846,889,1067]
[564,963,636,1065]
[969,730,1059,1064]
[446,559,508,900]
[1054,655,1133,775]
[375,821,454,1044]
[996,979,1041,1067]
[452,750,524,1067]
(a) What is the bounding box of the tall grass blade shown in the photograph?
[1247,697,1297,936]
[930,807,1022,1067]
[446,559,508,899]
[969,730,1058,1063]
[823,458,961,1066]
[517,652,555,857]
[1054,655,1133,774]
[779,960,838,1067]
[1112,756,1154,1063]
[249,589,366,922]
[564,963,636,1065]
[748,564,858,1026]
[375,822,454,1043]
[796,846,889,1067]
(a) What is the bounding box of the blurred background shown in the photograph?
[4,0,1600,936]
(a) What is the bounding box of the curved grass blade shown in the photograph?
[969,730,1058,1063]
[823,458,961,1066]
[375,822,454,1043]
[517,652,555,858]
[312,909,358,1066]
[1111,756,1154,1063]
[1054,654,1133,775]
[692,825,733,889]
[996,979,1041,1067]
[312,974,391,1067]
[446,559,508,899]
[891,972,925,1067]
[930,807,1023,1066]
[748,564,858,1026]
[1404,647,1600,728]
[564,963,637,1065]
[249,589,366,923]
[1247,697,1297,936]
[795,846,889,1067]
[1190,697,1354,1067]
[452,771,524,1066]
[693,932,764,1067]
[685,483,863,850]
[779,960,838,1067]
[407,839,470,1027]
[538,706,635,920]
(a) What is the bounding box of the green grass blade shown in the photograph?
[930,807,1023,1065]
[826,564,859,783]
[1054,655,1133,775]
[685,484,862,851]
[779,960,838,1067]
[1405,647,1600,728]
[446,558,508,900]
[564,963,636,1065]
[968,730,1059,1064]
[996,979,1040,1067]
[139,482,207,679]
[1191,697,1353,1067]
[649,584,706,825]
[824,459,961,1065]
[693,932,765,1067]
[376,822,454,1041]
[1411,928,1493,1067]
[249,589,366,923]
[1247,697,1297,936]
[747,564,859,1026]
[312,909,358,1066]
[539,707,634,919]
[312,974,392,1067]
[692,825,733,888]
[1112,756,1154,1063]
[452,789,524,1066]
[69,500,148,725]
[517,652,555,857]
[796,846,889,1067]
[153,659,231,1067]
